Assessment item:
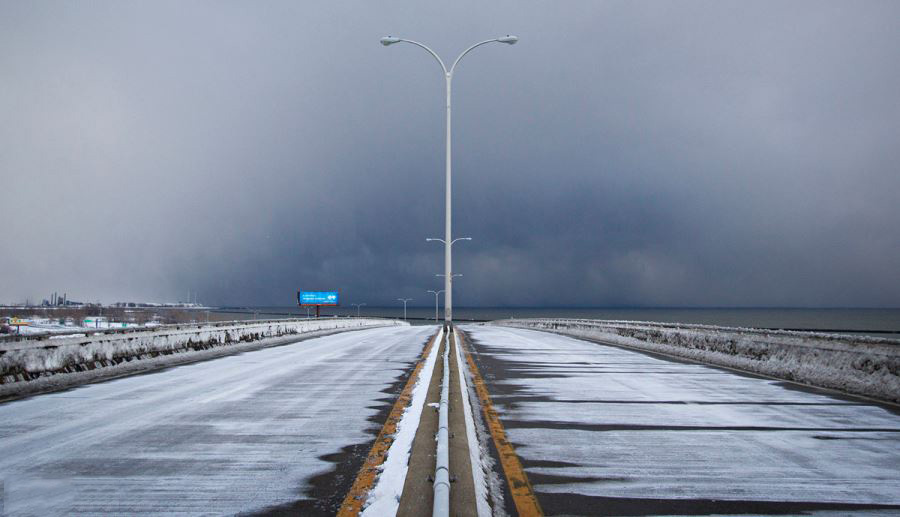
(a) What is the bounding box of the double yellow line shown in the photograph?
[339,329,542,516]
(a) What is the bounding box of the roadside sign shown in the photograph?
[298,291,340,306]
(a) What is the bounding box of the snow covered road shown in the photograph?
[0,324,436,516]
[463,325,900,516]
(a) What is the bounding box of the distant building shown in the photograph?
[82,316,108,328]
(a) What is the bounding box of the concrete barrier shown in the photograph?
[492,318,900,404]
[1,318,404,384]
[433,330,451,517]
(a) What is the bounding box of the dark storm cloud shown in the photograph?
[2,1,899,307]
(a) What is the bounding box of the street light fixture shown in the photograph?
[427,289,444,322]
[426,237,472,246]
[397,298,413,321]
[382,35,517,325]
[351,303,366,317]
[427,239,470,317]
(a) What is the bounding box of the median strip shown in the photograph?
[433,332,451,516]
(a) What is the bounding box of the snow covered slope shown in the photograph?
[492,319,900,403]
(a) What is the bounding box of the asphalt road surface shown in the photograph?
[462,325,900,516]
[0,325,434,516]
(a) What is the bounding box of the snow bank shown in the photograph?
[492,319,900,404]
[453,332,491,517]
[0,318,405,386]
[361,326,443,516]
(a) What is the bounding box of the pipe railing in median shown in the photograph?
[433,327,451,517]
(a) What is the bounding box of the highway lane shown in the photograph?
[463,325,900,516]
[0,324,435,516]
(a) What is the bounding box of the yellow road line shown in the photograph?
[337,330,439,517]
[457,330,544,517]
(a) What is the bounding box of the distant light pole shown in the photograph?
[426,236,471,325]
[397,298,413,321]
[427,289,444,322]
[426,236,471,250]
[435,274,463,318]
[382,35,517,325]
[351,303,366,318]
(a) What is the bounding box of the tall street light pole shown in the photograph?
[397,298,413,321]
[427,289,444,322]
[351,303,366,317]
[381,35,518,325]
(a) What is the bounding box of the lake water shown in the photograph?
[215,306,900,338]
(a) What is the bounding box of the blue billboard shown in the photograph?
[298,290,340,306]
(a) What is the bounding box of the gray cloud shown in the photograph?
[2,1,899,307]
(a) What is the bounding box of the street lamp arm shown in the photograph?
[396,39,448,75]
[428,237,470,246]
[449,39,502,75]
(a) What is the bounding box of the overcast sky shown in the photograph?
[1,1,899,307]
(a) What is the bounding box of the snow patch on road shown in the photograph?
[0,325,433,516]
[493,318,900,403]
[463,325,900,508]
[361,327,443,516]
